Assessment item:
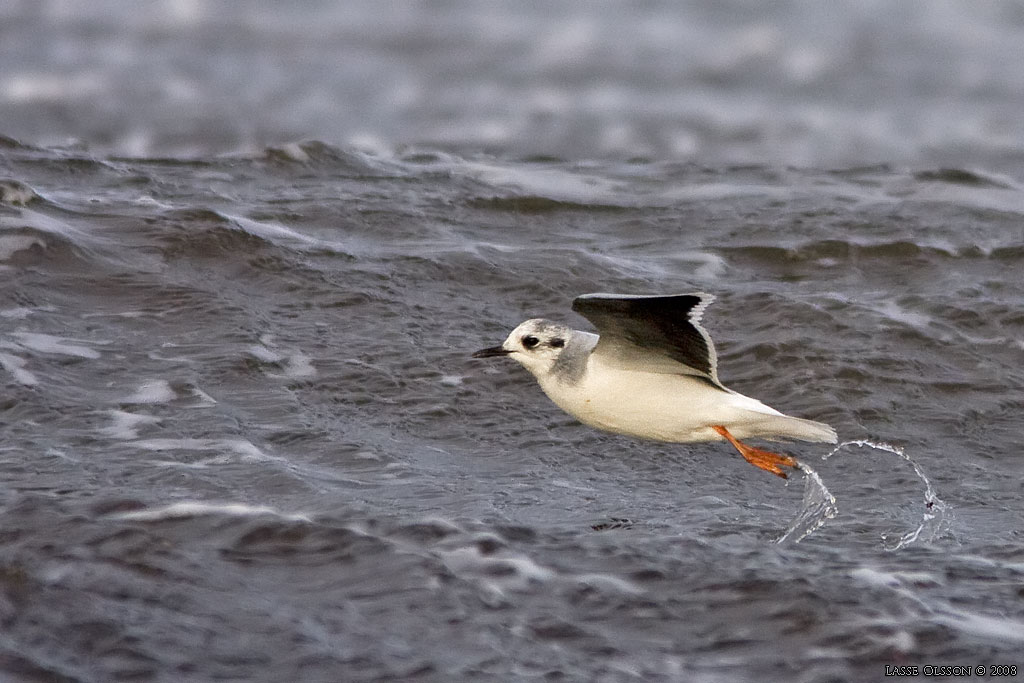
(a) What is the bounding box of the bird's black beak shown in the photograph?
[472,345,513,359]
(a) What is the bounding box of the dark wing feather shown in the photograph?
[571,292,722,386]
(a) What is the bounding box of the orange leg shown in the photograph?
[711,425,800,479]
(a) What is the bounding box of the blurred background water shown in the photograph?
[4,0,1024,167]
[2,2,1024,681]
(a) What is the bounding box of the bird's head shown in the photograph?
[472,318,573,377]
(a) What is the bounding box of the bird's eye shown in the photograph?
[550,338,565,348]
[521,335,540,349]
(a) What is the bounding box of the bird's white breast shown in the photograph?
[535,353,780,443]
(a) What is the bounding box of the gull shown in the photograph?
[472,293,836,478]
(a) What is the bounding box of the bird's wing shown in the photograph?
[571,292,724,387]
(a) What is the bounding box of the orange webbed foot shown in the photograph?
[711,425,800,479]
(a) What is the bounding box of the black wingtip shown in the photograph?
[572,292,713,314]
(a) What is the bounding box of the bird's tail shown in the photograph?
[751,414,838,444]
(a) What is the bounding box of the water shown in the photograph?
[3,2,1024,682]
[822,439,950,551]
[775,462,837,545]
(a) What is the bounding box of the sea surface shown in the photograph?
[2,2,1024,682]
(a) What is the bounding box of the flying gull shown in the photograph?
[472,293,836,478]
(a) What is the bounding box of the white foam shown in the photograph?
[0,307,34,319]
[874,300,933,331]
[226,212,347,254]
[461,160,621,205]
[124,379,177,403]
[574,573,644,595]
[935,609,1024,643]
[277,142,310,162]
[276,352,316,379]
[251,337,316,379]
[852,566,1024,644]
[132,195,174,210]
[850,566,941,589]
[191,386,217,404]
[850,566,900,588]
[101,410,161,440]
[0,351,38,385]
[247,344,283,363]
[110,501,312,523]
[439,546,554,593]
[664,251,727,280]
[1,207,96,243]
[132,437,272,461]
[11,331,101,359]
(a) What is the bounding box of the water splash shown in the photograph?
[822,439,949,550]
[776,461,838,544]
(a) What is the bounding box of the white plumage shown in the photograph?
[473,292,836,478]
